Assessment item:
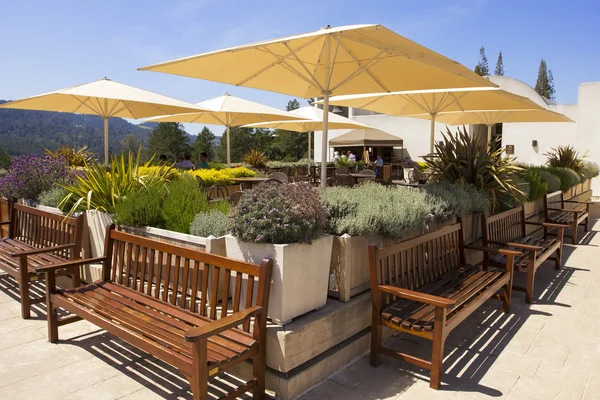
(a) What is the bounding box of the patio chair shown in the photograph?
[295,166,310,182]
[239,182,252,191]
[195,176,206,192]
[206,184,229,202]
[267,172,288,184]
[333,174,355,187]
[336,166,349,174]
[230,191,243,205]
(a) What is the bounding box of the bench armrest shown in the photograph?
[564,200,594,205]
[548,208,581,214]
[10,243,76,257]
[507,242,543,252]
[464,244,522,257]
[35,256,107,273]
[378,285,455,308]
[185,305,263,342]
[543,222,570,229]
[0,221,11,225]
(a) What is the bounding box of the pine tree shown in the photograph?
[494,51,505,76]
[147,122,190,159]
[474,46,489,76]
[192,126,216,161]
[215,127,254,163]
[534,59,556,101]
[286,99,301,111]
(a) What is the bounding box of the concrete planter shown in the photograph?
[523,198,545,218]
[119,226,226,255]
[225,234,334,325]
[37,205,64,215]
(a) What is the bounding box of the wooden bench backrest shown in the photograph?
[11,204,83,260]
[104,226,272,332]
[0,198,12,239]
[481,206,526,245]
[369,222,465,308]
[544,191,564,219]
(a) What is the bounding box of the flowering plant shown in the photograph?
[0,155,69,200]
[229,182,328,244]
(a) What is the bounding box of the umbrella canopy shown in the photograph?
[410,108,574,143]
[146,93,302,166]
[318,87,543,153]
[140,24,496,186]
[244,106,369,171]
[0,78,206,165]
[329,129,403,147]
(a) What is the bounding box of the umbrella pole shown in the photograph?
[308,131,311,174]
[429,113,436,154]
[103,117,109,166]
[487,124,492,146]
[320,93,330,188]
[226,125,231,168]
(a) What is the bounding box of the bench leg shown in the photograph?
[191,339,209,400]
[253,345,266,399]
[18,256,31,319]
[571,223,578,245]
[370,316,382,367]
[525,260,536,304]
[45,272,59,343]
[430,307,447,390]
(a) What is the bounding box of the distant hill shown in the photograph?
[0,100,172,156]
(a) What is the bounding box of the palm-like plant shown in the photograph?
[243,149,269,168]
[424,127,523,213]
[59,148,173,215]
[46,145,95,167]
[545,145,586,173]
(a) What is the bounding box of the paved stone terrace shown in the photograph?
[1,205,599,399]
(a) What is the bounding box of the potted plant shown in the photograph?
[226,182,332,325]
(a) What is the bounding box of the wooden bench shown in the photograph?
[0,201,83,319]
[544,190,591,244]
[482,206,567,304]
[368,221,520,389]
[37,225,273,400]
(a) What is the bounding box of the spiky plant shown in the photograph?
[423,126,523,213]
[545,145,586,173]
[243,149,269,168]
[46,145,95,167]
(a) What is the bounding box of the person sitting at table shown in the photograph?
[196,152,210,169]
[332,151,340,162]
[175,152,195,170]
[348,151,356,162]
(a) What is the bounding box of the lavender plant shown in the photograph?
[229,182,328,244]
[0,154,69,200]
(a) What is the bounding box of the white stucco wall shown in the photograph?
[576,83,600,193]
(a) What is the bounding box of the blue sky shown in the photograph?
[1,0,598,135]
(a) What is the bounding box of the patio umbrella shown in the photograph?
[410,108,574,143]
[317,87,543,153]
[146,94,303,166]
[243,106,369,172]
[0,78,206,165]
[139,24,496,186]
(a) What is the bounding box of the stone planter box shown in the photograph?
[523,198,545,218]
[37,205,64,215]
[225,234,334,325]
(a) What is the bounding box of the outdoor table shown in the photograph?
[348,173,376,184]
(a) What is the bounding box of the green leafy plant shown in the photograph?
[580,161,600,179]
[162,175,211,233]
[46,145,95,167]
[38,186,69,208]
[530,167,561,193]
[113,183,167,228]
[60,149,173,215]
[423,182,490,218]
[424,127,523,213]
[243,149,269,168]
[545,167,581,191]
[190,211,229,237]
[230,183,328,244]
[521,169,548,201]
[545,145,586,173]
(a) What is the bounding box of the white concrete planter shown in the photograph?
[225,234,334,325]
[119,226,226,255]
[37,205,64,215]
[85,211,113,258]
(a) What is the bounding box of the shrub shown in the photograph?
[521,169,548,201]
[113,184,167,228]
[46,145,95,167]
[190,167,256,186]
[38,186,69,208]
[230,183,328,244]
[137,165,180,181]
[545,167,580,192]
[424,127,523,213]
[422,182,490,219]
[243,149,269,168]
[266,159,314,169]
[190,211,229,237]
[545,145,586,172]
[415,161,428,170]
[0,154,69,200]
[530,168,561,193]
[320,183,433,238]
[208,162,226,170]
[162,175,210,233]
[581,161,600,179]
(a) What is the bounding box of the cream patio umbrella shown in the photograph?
[0,78,207,165]
[410,108,574,144]
[139,24,496,186]
[146,94,303,167]
[317,87,544,153]
[243,106,369,173]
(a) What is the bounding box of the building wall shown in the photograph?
[576,83,600,193]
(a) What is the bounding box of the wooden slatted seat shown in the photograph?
[369,221,520,390]
[482,205,567,304]
[544,190,591,244]
[0,200,83,319]
[37,225,272,400]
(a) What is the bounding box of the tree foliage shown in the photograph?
[192,126,216,160]
[495,51,505,76]
[474,46,489,76]
[121,134,142,154]
[147,122,190,159]
[534,59,556,101]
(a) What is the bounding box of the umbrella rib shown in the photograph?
[441,92,469,113]
[236,36,321,87]
[108,101,127,117]
[282,43,324,91]
[330,50,386,93]
[71,95,99,115]
[337,39,389,92]
[400,94,431,114]
[324,34,342,91]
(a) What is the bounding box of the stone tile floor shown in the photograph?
[1,205,600,399]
